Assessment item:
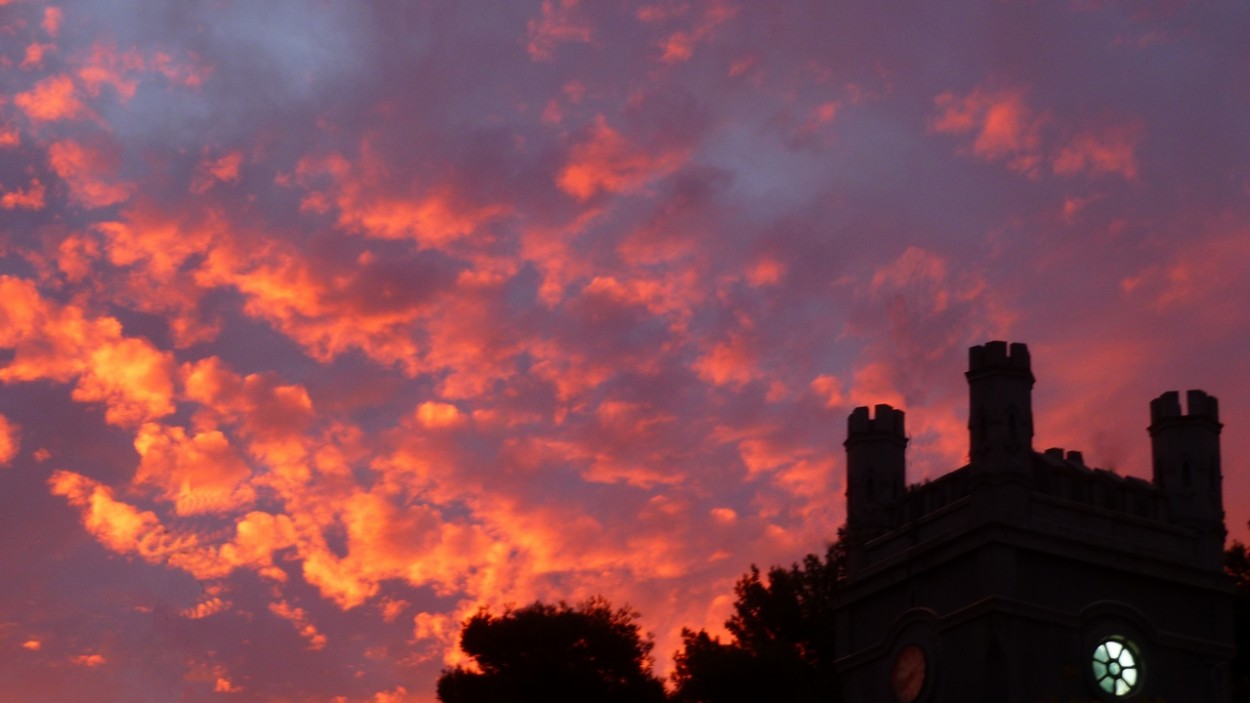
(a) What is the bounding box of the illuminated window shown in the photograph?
[1091,636,1139,697]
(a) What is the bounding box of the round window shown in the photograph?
[1091,636,1140,697]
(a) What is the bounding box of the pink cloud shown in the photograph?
[557,116,689,200]
[692,333,759,388]
[21,43,56,69]
[190,150,243,193]
[931,86,1048,175]
[0,178,46,210]
[43,7,62,37]
[14,75,87,121]
[654,0,737,63]
[1053,122,1143,180]
[526,0,595,61]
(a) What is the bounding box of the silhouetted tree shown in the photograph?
[1228,529,1250,703]
[436,597,668,703]
[671,536,846,703]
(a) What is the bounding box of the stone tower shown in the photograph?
[845,404,908,547]
[1149,389,1226,568]
[966,341,1034,473]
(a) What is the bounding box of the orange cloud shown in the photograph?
[181,358,316,437]
[301,490,495,608]
[0,126,19,147]
[22,639,41,651]
[95,206,218,278]
[48,139,135,208]
[53,458,299,584]
[194,240,430,369]
[73,337,176,426]
[294,152,508,248]
[181,596,230,620]
[0,277,176,426]
[0,414,19,466]
[1052,123,1143,180]
[931,87,1047,175]
[415,401,465,429]
[162,510,298,582]
[583,456,682,488]
[0,178,45,210]
[72,654,106,667]
[132,423,255,516]
[49,470,194,561]
[558,116,689,200]
[336,188,507,246]
[269,599,328,649]
[14,75,87,121]
[216,511,298,579]
[372,686,416,703]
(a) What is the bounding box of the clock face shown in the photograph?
[890,644,926,703]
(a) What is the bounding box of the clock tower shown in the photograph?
[835,341,1235,702]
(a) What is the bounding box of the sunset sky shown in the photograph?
[1,1,1248,700]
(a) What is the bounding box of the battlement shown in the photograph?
[847,404,906,437]
[1150,389,1220,424]
[967,340,1031,374]
[845,341,1225,574]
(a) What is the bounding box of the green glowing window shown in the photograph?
[1091,636,1139,696]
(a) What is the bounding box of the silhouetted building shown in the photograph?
[836,341,1235,702]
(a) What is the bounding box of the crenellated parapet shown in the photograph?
[1150,389,1220,425]
[967,340,1033,374]
[842,343,1229,574]
[847,403,907,438]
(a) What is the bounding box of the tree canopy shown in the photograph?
[435,597,667,703]
[671,537,846,703]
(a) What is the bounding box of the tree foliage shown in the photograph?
[436,597,667,703]
[671,537,846,703]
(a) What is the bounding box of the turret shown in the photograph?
[966,341,1035,473]
[1150,390,1224,562]
[845,404,907,537]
